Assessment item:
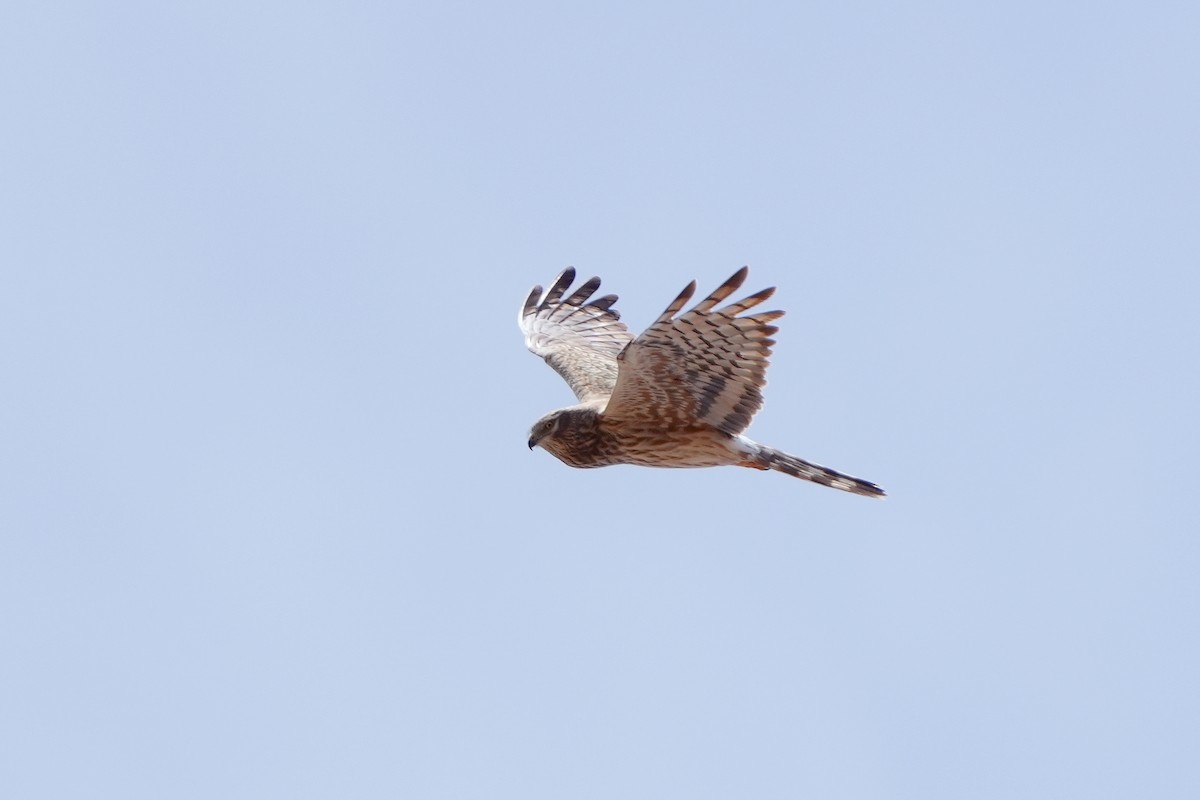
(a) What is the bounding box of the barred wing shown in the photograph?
[603,267,783,435]
[519,268,634,403]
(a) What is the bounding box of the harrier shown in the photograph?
[519,267,885,497]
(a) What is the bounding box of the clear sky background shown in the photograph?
[2,2,1197,798]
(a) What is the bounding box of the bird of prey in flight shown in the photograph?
[519,267,885,497]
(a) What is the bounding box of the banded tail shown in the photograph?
[745,442,886,498]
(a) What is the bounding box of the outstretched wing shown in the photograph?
[519,268,635,403]
[603,267,782,435]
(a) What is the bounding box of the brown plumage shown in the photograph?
[519,267,885,498]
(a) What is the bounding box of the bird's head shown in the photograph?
[527,410,565,451]
[526,404,604,467]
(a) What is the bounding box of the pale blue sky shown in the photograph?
[2,2,1197,798]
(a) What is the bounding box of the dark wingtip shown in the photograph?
[521,284,543,321]
[721,266,749,296]
[590,293,619,312]
[565,275,602,306]
[543,268,576,305]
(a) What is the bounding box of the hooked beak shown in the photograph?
[528,435,538,450]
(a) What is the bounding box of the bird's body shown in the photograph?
[534,402,742,469]
[519,267,885,498]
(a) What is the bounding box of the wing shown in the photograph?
[519,268,635,403]
[603,267,783,435]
